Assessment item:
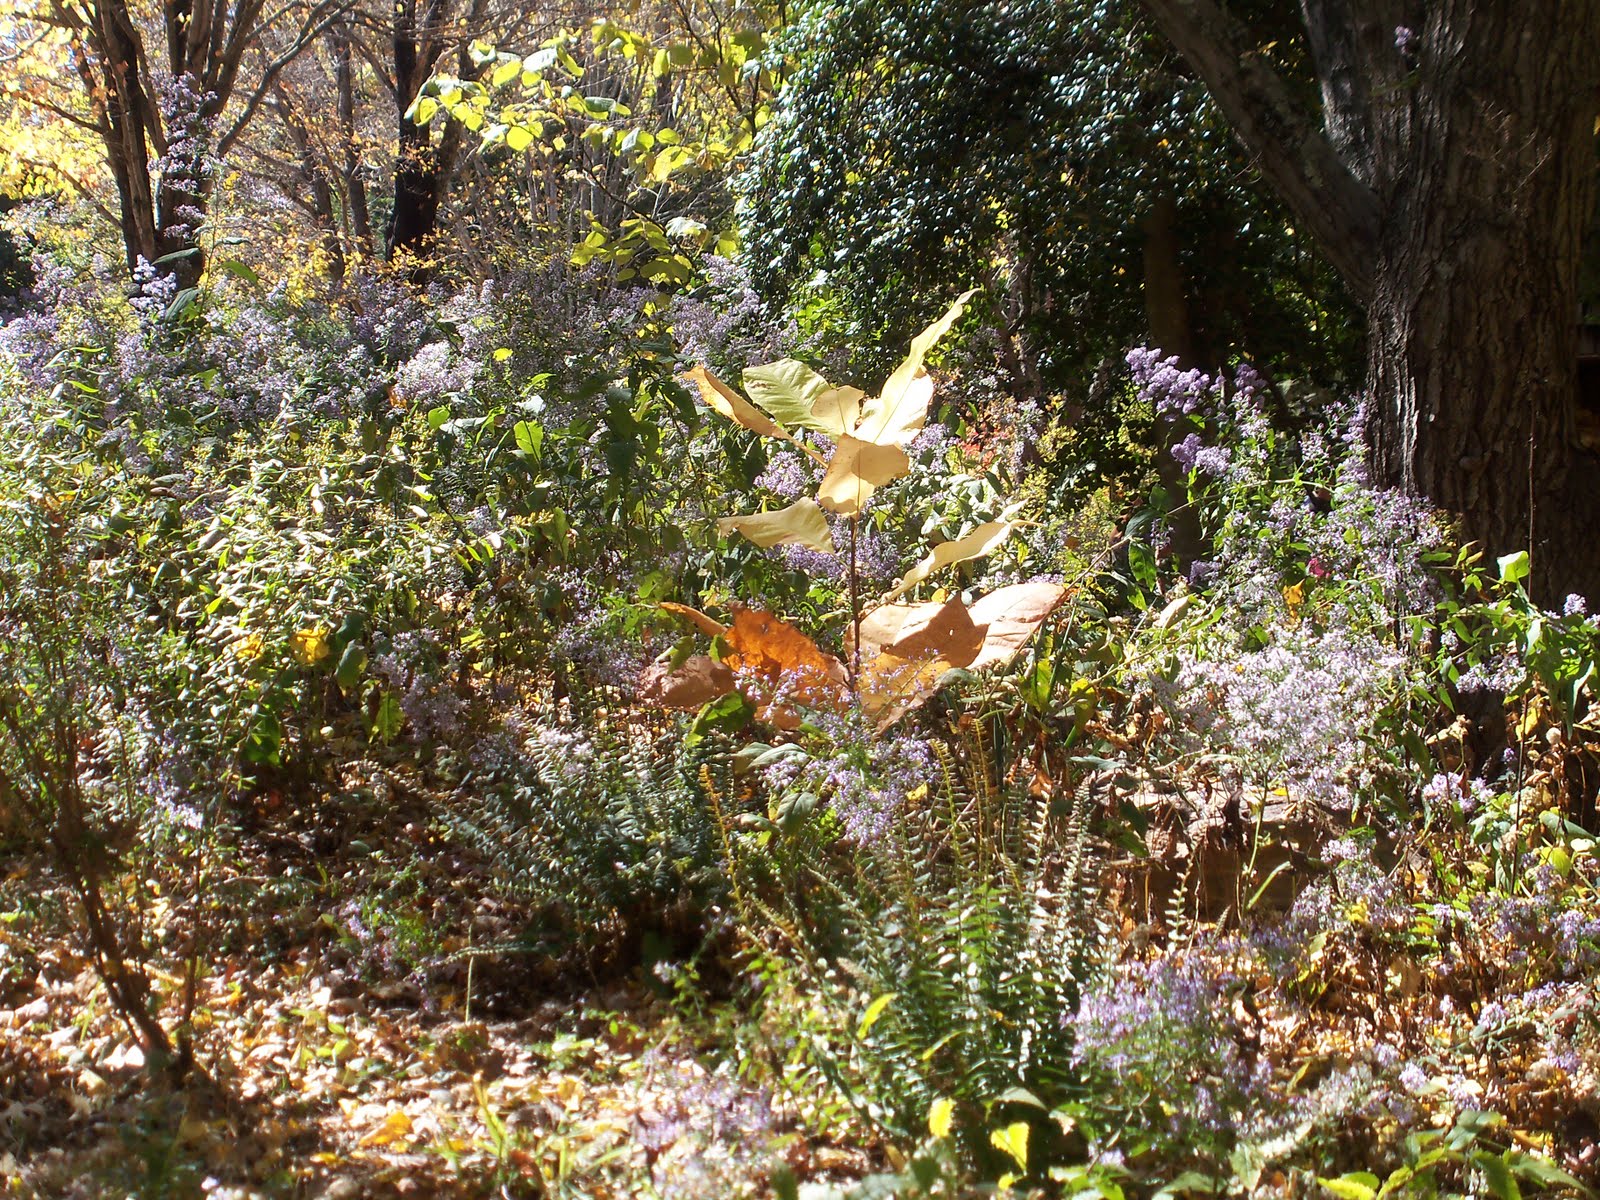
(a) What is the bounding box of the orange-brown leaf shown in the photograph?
[724,607,848,718]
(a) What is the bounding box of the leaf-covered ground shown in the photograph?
[0,771,873,1199]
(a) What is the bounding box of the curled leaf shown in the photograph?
[683,365,790,442]
[719,499,835,552]
[854,289,976,445]
[886,520,1015,600]
[659,601,728,638]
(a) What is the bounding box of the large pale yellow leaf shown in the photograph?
[683,365,790,442]
[639,655,735,708]
[718,499,836,552]
[851,371,936,448]
[816,436,910,516]
[812,385,867,437]
[967,582,1068,670]
[742,360,865,437]
[658,602,728,638]
[885,520,1015,600]
[853,289,976,445]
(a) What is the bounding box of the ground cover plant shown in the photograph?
[3,3,1600,1198]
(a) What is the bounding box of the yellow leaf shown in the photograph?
[231,632,264,663]
[358,1109,413,1148]
[816,436,910,516]
[718,499,835,552]
[683,365,792,443]
[290,628,330,666]
[990,1120,1030,1172]
[928,1097,955,1139]
[857,991,897,1037]
[852,371,936,448]
[854,289,976,446]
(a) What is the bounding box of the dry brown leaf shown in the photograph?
[638,655,736,709]
[967,582,1068,670]
[887,593,985,667]
[658,602,728,638]
[816,437,910,516]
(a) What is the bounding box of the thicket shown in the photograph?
[1,4,1599,1198]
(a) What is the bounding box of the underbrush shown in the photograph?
[2,267,1599,1199]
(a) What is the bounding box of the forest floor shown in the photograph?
[0,768,872,1199]
[4,757,1600,1198]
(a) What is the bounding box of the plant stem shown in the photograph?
[848,514,862,691]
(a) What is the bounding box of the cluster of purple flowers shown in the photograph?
[1166,620,1408,811]
[633,1055,779,1197]
[371,629,467,743]
[668,256,797,371]
[760,709,935,842]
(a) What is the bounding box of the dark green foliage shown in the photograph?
[744,0,1361,401]
[445,700,728,965]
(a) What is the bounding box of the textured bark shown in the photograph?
[1365,4,1600,601]
[1142,0,1600,603]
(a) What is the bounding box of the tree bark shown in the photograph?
[1364,4,1600,602]
[1141,0,1600,603]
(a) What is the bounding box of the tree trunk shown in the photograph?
[336,26,373,256]
[1362,5,1600,604]
[1140,0,1600,604]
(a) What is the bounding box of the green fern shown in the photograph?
[726,729,1112,1150]
[445,695,726,964]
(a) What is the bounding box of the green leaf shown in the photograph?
[1473,1151,1521,1200]
[513,419,543,455]
[372,693,404,743]
[505,124,535,152]
[1497,550,1531,585]
[490,57,521,86]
